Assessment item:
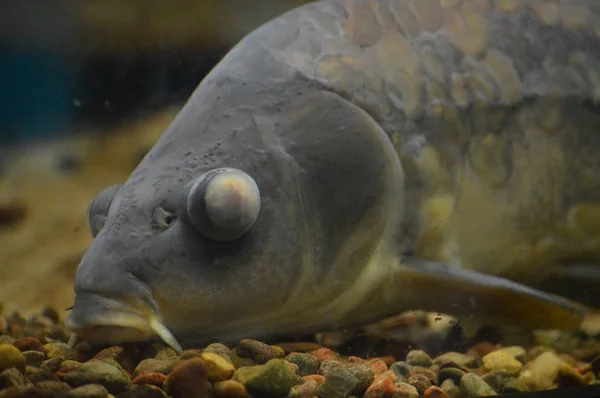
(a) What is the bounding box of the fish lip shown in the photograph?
[66,291,154,337]
[66,291,182,352]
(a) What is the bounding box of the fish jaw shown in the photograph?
[65,292,182,353]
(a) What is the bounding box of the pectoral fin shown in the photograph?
[395,256,586,332]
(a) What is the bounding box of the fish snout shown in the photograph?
[66,291,182,352]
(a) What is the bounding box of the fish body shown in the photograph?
[67,0,600,350]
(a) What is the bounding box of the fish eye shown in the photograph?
[87,184,122,237]
[186,168,260,241]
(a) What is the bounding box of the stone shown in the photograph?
[318,359,374,395]
[0,368,31,388]
[466,342,498,359]
[364,371,419,398]
[117,384,169,398]
[482,351,523,375]
[165,358,211,398]
[409,368,438,385]
[405,350,432,367]
[434,352,478,369]
[40,356,64,373]
[287,380,318,398]
[0,336,15,345]
[502,378,529,393]
[440,379,460,398]
[201,352,235,382]
[62,360,83,368]
[423,386,450,398]
[237,340,285,365]
[302,374,325,385]
[460,373,497,397]
[12,338,46,353]
[315,367,358,398]
[408,371,432,395]
[212,379,249,398]
[25,367,60,384]
[233,358,302,397]
[22,350,45,367]
[481,369,511,393]
[133,359,175,378]
[307,348,338,365]
[390,361,413,378]
[526,346,553,362]
[275,342,322,354]
[180,349,203,361]
[518,351,562,391]
[132,372,166,387]
[44,343,79,361]
[0,344,25,373]
[203,343,233,364]
[35,380,71,393]
[94,346,125,362]
[439,367,466,384]
[367,359,388,376]
[498,346,526,363]
[557,361,586,386]
[286,362,300,375]
[343,362,374,395]
[64,359,132,394]
[284,353,318,376]
[67,384,110,398]
[154,348,179,362]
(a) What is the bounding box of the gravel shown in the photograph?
[1,307,600,397]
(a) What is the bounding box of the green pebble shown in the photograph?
[153,348,179,361]
[502,378,530,394]
[233,358,302,397]
[284,353,318,376]
[481,369,511,392]
[440,379,461,398]
[405,350,432,367]
[117,384,169,398]
[65,360,132,394]
[390,361,413,377]
[460,373,497,397]
[67,384,109,398]
[0,367,30,388]
[22,351,45,368]
[316,367,358,398]
[44,342,79,361]
[439,367,466,384]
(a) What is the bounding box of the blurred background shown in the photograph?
[0,0,312,315]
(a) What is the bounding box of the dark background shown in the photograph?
[0,0,310,145]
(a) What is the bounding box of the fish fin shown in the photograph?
[395,256,586,332]
[535,263,600,308]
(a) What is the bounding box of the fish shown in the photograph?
[66,0,600,352]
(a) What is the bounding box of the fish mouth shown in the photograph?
[65,292,182,353]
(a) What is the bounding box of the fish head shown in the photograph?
[65,40,404,350]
